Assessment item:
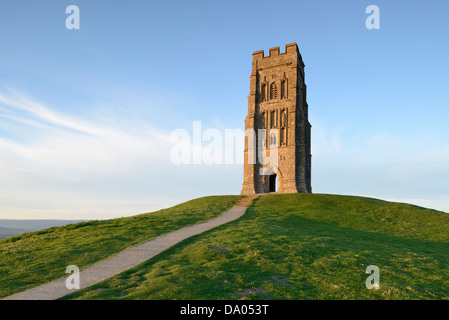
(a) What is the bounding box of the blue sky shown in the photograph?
[0,0,448,219]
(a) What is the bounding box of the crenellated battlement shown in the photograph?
[252,43,304,67]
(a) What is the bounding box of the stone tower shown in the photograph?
[241,43,312,194]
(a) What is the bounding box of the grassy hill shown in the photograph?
[1,193,449,300]
[0,195,242,299]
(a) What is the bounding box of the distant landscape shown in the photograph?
[0,220,86,240]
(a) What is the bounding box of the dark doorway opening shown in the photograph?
[268,173,277,193]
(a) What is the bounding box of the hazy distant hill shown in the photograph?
[0,219,86,240]
[0,226,28,240]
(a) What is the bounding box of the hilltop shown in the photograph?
[1,194,449,300]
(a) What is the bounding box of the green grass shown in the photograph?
[0,195,242,299]
[63,194,449,300]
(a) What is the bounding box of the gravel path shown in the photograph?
[4,205,248,300]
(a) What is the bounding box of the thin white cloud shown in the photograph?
[0,88,183,219]
[0,88,173,181]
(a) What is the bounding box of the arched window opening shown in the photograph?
[281,80,286,99]
[270,82,278,100]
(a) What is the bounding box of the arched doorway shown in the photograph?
[263,166,281,193]
[268,173,277,193]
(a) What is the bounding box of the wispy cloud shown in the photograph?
[0,88,180,219]
[0,88,172,181]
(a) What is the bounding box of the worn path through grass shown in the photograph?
[0,195,242,299]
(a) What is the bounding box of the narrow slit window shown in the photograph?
[270,82,278,100]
